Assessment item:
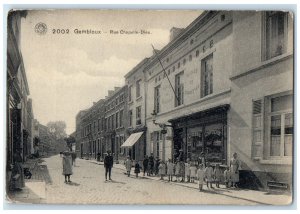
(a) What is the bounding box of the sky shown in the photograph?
[20,10,202,134]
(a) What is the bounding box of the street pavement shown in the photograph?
[7,155,292,205]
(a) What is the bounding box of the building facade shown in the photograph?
[7,10,31,174]
[145,11,233,164]
[104,86,128,162]
[122,58,149,161]
[229,11,293,189]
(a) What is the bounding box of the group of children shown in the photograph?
[124,156,233,192]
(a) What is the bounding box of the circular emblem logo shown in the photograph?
[35,22,47,35]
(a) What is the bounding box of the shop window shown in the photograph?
[263,11,288,60]
[154,85,161,114]
[201,54,213,98]
[175,71,184,107]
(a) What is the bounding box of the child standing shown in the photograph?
[134,161,141,178]
[189,162,197,183]
[175,160,181,182]
[214,164,222,188]
[197,164,205,191]
[180,160,185,182]
[125,156,132,177]
[224,166,231,188]
[204,162,214,189]
[185,159,191,182]
[166,159,174,182]
[158,161,166,180]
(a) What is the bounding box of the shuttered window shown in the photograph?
[252,99,263,159]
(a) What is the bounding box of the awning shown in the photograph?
[121,132,144,147]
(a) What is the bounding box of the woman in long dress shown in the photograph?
[62,151,73,183]
[230,152,240,188]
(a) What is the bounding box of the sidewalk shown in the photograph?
[7,158,47,204]
[89,159,292,205]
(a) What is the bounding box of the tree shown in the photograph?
[46,121,67,140]
[64,136,76,151]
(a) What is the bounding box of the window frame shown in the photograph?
[154,85,161,113]
[175,71,184,107]
[201,54,213,98]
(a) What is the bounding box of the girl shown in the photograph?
[175,159,181,182]
[224,166,231,188]
[185,159,191,182]
[197,164,205,191]
[134,161,141,178]
[204,162,213,188]
[180,160,185,182]
[166,159,174,182]
[230,152,240,188]
[125,156,132,177]
[189,162,197,183]
[214,164,222,188]
[158,161,166,180]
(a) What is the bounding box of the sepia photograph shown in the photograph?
[5,8,294,206]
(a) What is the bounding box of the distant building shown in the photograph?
[122,58,149,161]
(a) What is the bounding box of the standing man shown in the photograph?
[104,150,113,181]
[142,155,149,176]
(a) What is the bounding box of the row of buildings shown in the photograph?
[6,11,55,191]
[75,11,293,189]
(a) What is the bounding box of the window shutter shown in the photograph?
[252,99,264,159]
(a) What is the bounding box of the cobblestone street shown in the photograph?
[24,155,286,205]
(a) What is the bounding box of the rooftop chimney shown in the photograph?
[170,27,184,41]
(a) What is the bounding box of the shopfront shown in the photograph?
[169,105,229,165]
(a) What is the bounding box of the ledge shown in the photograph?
[259,158,292,165]
[230,53,293,80]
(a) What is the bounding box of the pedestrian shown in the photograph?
[230,152,240,188]
[204,162,213,188]
[224,165,231,188]
[189,162,197,183]
[62,151,73,183]
[158,161,166,180]
[180,160,185,182]
[71,152,77,166]
[214,164,222,188]
[134,161,141,178]
[197,164,205,191]
[154,157,160,176]
[175,159,181,182]
[125,156,132,177]
[143,155,149,176]
[104,151,113,181]
[10,149,25,191]
[148,153,154,176]
[185,158,191,182]
[199,152,206,168]
[166,159,174,182]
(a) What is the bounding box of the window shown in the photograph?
[116,112,119,128]
[269,94,293,157]
[178,62,181,69]
[112,114,115,129]
[136,106,141,125]
[264,11,288,60]
[98,119,101,131]
[183,58,186,65]
[128,85,132,102]
[154,85,161,113]
[189,54,192,61]
[201,54,213,97]
[136,79,141,98]
[128,110,133,127]
[196,50,200,57]
[175,72,184,107]
[120,110,124,127]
